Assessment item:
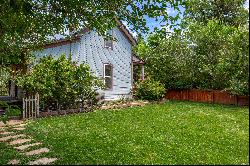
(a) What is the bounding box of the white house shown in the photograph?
[33,21,144,100]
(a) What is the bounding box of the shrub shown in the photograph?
[134,78,165,101]
[16,54,104,110]
[0,103,21,124]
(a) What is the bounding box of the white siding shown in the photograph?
[33,27,132,100]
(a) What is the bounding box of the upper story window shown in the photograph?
[103,64,113,90]
[104,30,113,50]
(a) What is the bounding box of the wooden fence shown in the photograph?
[165,89,249,106]
[23,93,40,119]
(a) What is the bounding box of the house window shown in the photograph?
[104,30,113,49]
[103,64,113,90]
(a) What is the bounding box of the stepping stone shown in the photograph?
[0,134,25,142]
[130,102,140,106]
[0,131,14,135]
[13,127,26,131]
[9,138,32,145]
[14,123,27,127]
[25,148,50,156]
[6,120,23,126]
[0,126,6,130]
[28,157,57,165]
[7,159,20,165]
[15,142,42,151]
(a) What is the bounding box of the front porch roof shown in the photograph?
[132,54,145,65]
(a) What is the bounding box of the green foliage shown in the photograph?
[16,54,104,109]
[0,101,8,108]
[0,103,21,124]
[134,78,165,101]
[0,0,184,66]
[134,20,249,95]
[134,33,195,90]
[183,0,249,26]
[5,105,21,117]
[0,67,10,95]
[186,21,249,94]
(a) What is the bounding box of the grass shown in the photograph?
[1,101,249,165]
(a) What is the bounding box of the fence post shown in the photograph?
[36,93,39,118]
[236,95,238,106]
[23,97,25,119]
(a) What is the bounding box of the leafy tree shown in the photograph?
[183,0,249,27]
[134,20,249,95]
[134,32,195,90]
[16,54,104,110]
[0,67,11,95]
[0,0,184,66]
[186,20,249,93]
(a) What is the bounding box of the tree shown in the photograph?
[0,0,184,66]
[183,0,249,27]
[134,20,249,95]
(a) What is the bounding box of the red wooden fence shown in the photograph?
[165,89,249,106]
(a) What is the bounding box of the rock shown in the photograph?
[28,158,57,165]
[15,142,42,151]
[7,159,20,165]
[9,138,32,145]
[0,131,14,135]
[0,134,25,142]
[25,148,50,156]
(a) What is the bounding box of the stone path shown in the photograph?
[25,148,50,156]
[0,120,58,165]
[28,158,58,165]
[9,138,32,145]
[0,134,26,142]
[7,159,20,165]
[15,142,42,151]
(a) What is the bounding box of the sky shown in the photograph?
[122,5,185,38]
[125,0,249,38]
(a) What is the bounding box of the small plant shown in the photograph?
[0,101,9,109]
[134,78,165,101]
[0,104,21,124]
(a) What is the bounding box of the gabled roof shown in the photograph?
[43,21,137,48]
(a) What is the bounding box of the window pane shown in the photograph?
[105,65,112,76]
[105,77,112,89]
[105,40,113,49]
[105,30,113,49]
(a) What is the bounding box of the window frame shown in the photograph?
[104,29,114,50]
[103,63,113,90]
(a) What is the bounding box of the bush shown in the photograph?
[134,78,165,101]
[0,103,21,124]
[16,54,104,110]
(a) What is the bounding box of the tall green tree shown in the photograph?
[0,0,184,66]
[183,0,249,27]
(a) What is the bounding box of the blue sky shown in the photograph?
[122,4,185,38]
[125,0,249,38]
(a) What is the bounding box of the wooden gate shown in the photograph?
[23,93,40,119]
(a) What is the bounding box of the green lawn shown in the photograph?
[1,101,249,165]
